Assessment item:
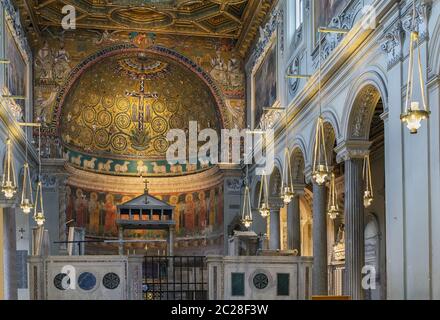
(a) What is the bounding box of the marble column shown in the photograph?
[287,189,303,255]
[344,158,365,300]
[269,207,281,250]
[312,182,328,296]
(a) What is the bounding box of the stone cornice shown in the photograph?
[65,163,225,194]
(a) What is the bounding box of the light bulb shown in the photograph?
[281,186,294,204]
[34,212,45,226]
[401,102,430,134]
[312,164,329,185]
[20,199,34,214]
[242,215,253,229]
[259,202,270,218]
[2,181,17,199]
[363,190,374,208]
[327,205,340,220]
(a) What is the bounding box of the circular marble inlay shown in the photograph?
[253,273,269,289]
[54,273,70,291]
[78,272,97,291]
[103,272,120,290]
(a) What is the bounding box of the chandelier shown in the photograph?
[33,125,45,226]
[258,172,270,218]
[20,124,34,213]
[400,0,430,134]
[312,29,330,185]
[327,173,341,220]
[281,148,295,204]
[312,117,330,185]
[240,167,253,229]
[1,138,17,199]
[363,154,374,208]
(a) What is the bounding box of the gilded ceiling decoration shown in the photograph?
[60,51,220,162]
[16,0,275,56]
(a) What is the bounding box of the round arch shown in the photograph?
[49,44,228,136]
[342,69,388,141]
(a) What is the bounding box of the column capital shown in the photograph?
[335,140,372,163]
[269,197,284,210]
[292,184,306,196]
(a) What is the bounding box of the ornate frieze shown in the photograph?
[349,85,381,139]
[402,0,432,40]
[380,21,405,69]
[312,0,363,70]
[249,8,283,71]
[1,0,32,62]
[335,140,372,163]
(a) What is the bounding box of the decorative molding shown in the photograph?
[287,56,301,96]
[312,0,363,70]
[402,0,432,40]
[249,8,283,71]
[335,140,372,163]
[380,21,405,69]
[349,85,381,139]
[1,0,32,62]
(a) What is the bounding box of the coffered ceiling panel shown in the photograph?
[15,0,275,55]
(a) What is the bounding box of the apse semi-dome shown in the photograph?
[60,51,220,176]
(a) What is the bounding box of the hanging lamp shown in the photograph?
[312,30,330,185]
[20,125,34,213]
[1,137,17,199]
[258,172,270,218]
[33,126,45,226]
[281,148,295,204]
[327,173,341,219]
[400,0,430,134]
[363,154,374,208]
[241,166,253,229]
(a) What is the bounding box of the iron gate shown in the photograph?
[142,256,207,300]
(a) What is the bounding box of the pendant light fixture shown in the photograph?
[20,125,34,213]
[327,173,341,220]
[400,0,430,134]
[33,126,45,226]
[1,137,17,199]
[258,171,270,218]
[363,154,374,208]
[241,165,253,229]
[280,111,294,204]
[281,148,295,204]
[312,31,330,185]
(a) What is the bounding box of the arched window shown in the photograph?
[288,0,304,43]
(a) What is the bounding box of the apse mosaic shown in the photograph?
[66,184,224,238]
[60,51,220,161]
[34,33,245,134]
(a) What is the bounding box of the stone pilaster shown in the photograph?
[287,186,304,254]
[312,182,328,296]
[269,208,281,250]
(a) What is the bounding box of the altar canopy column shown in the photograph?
[118,227,124,255]
[287,186,304,254]
[168,226,175,257]
[312,182,328,296]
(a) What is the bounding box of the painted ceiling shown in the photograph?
[60,51,220,163]
[15,0,275,56]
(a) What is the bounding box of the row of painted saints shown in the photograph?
[66,185,224,237]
